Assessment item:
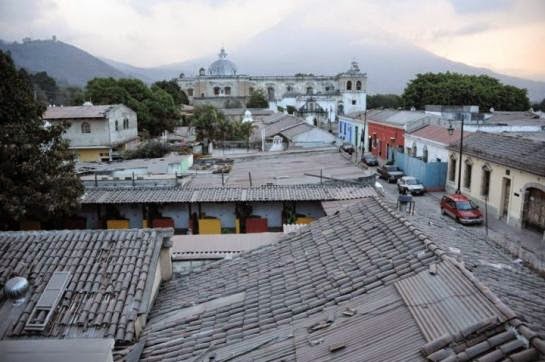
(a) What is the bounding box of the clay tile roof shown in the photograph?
[81,184,377,205]
[409,124,471,145]
[137,198,545,361]
[448,132,545,176]
[0,229,171,344]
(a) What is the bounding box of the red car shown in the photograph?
[440,194,483,225]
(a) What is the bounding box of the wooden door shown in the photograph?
[524,188,545,232]
[502,178,511,218]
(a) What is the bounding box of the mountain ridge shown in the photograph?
[2,32,544,101]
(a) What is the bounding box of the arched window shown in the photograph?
[481,164,492,197]
[422,146,428,162]
[115,120,119,131]
[123,118,129,129]
[213,87,221,95]
[346,81,352,91]
[306,87,313,95]
[81,122,91,134]
[267,87,275,100]
[224,87,231,95]
[286,85,293,92]
[356,80,362,91]
[464,158,473,189]
[187,88,194,97]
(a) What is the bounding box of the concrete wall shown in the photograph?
[446,151,545,228]
[296,201,326,219]
[118,204,144,228]
[57,106,137,149]
[404,134,449,163]
[201,203,237,228]
[107,106,138,146]
[76,148,110,162]
[252,202,283,227]
[160,204,189,229]
[338,117,365,150]
[368,122,405,160]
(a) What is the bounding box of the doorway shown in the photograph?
[523,187,545,232]
[501,178,511,219]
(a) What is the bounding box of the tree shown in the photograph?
[152,80,189,105]
[246,89,269,108]
[402,72,530,111]
[83,77,179,136]
[191,105,226,142]
[0,51,83,229]
[367,94,403,109]
[531,98,545,111]
[29,71,58,105]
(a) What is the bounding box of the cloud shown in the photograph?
[0,0,543,79]
[448,0,512,14]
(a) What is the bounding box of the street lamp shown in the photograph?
[447,119,464,194]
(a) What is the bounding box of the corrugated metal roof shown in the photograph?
[396,261,504,341]
[81,184,377,204]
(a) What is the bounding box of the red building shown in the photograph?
[366,110,435,161]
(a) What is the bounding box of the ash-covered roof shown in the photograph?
[408,124,471,145]
[43,104,132,120]
[81,184,377,205]
[136,198,544,361]
[448,132,545,176]
[0,229,171,344]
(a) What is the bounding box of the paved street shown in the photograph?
[376,177,545,336]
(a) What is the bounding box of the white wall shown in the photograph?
[117,205,143,228]
[252,202,283,227]
[404,134,449,163]
[160,204,189,229]
[107,106,138,146]
[201,203,237,228]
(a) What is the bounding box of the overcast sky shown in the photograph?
[1,0,544,80]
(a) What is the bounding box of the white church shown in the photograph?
[177,48,367,129]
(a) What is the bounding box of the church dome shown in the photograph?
[208,48,237,76]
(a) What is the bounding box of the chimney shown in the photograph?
[159,230,173,281]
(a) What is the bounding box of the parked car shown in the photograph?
[339,142,354,155]
[361,153,378,166]
[397,176,425,195]
[377,165,404,183]
[440,194,483,225]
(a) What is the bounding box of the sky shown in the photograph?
[1,0,544,80]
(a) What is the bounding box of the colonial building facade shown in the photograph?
[446,132,545,233]
[43,103,138,162]
[177,48,367,127]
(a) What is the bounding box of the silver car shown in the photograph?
[397,176,425,195]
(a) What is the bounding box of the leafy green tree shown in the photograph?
[192,105,225,142]
[152,80,189,105]
[0,51,83,229]
[29,71,58,105]
[246,89,269,108]
[531,98,545,111]
[83,77,178,136]
[232,120,255,141]
[402,72,530,111]
[286,105,296,114]
[367,94,403,109]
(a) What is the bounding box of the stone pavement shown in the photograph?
[377,179,545,336]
